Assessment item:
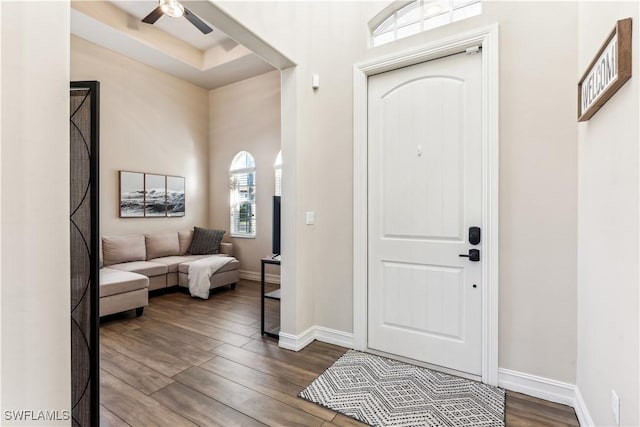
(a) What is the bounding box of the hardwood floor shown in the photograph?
[99,280,579,427]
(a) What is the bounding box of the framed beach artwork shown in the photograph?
[119,171,144,217]
[145,174,167,217]
[119,171,185,218]
[167,175,186,217]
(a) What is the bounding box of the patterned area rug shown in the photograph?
[299,350,505,426]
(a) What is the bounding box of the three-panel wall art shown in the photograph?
[119,171,185,218]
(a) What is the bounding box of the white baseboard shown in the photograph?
[278,326,315,351]
[239,270,280,284]
[498,368,576,407]
[498,368,599,426]
[574,386,594,427]
[278,325,354,352]
[315,326,354,348]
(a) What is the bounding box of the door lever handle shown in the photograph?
[459,249,480,262]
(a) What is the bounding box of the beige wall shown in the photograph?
[1,1,71,422]
[217,1,579,383]
[71,35,210,237]
[209,71,281,274]
[486,1,578,384]
[8,2,639,419]
[576,3,639,425]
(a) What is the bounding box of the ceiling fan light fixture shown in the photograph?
[160,0,184,18]
[142,0,214,34]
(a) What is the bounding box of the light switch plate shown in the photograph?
[306,211,315,225]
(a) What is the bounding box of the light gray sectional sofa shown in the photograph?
[99,268,149,317]
[99,229,239,317]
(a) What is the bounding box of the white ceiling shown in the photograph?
[70,1,275,90]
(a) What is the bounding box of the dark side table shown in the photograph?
[261,256,281,338]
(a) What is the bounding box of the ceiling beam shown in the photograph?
[182,0,296,70]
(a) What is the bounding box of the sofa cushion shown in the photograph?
[188,227,225,255]
[178,230,193,255]
[220,242,234,257]
[145,232,180,260]
[99,268,149,297]
[109,261,168,277]
[178,256,239,274]
[103,234,146,266]
[149,255,202,273]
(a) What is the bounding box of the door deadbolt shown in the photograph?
[459,249,480,262]
[469,226,481,245]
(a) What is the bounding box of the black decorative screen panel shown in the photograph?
[70,82,99,426]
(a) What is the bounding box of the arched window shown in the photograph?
[274,151,282,196]
[229,151,256,238]
[371,0,482,47]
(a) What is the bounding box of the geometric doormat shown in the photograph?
[299,350,505,427]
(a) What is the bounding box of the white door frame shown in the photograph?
[353,24,500,386]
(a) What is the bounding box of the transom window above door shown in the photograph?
[371,0,482,47]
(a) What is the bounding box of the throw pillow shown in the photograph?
[188,227,225,255]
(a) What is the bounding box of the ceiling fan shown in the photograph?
[142,0,214,35]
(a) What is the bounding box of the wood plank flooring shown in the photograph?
[100,280,579,427]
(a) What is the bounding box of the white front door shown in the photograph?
[367,51,483,376]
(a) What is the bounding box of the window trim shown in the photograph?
[229,151,257,238]
[274,150,282,197]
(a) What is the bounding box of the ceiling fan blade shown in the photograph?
[183,7,214,34]
[142,6,164,24]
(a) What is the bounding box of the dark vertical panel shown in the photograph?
[70,81,99,426]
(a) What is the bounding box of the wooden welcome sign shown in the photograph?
[578,18,632,122]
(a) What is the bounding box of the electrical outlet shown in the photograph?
[611,390,620,426]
